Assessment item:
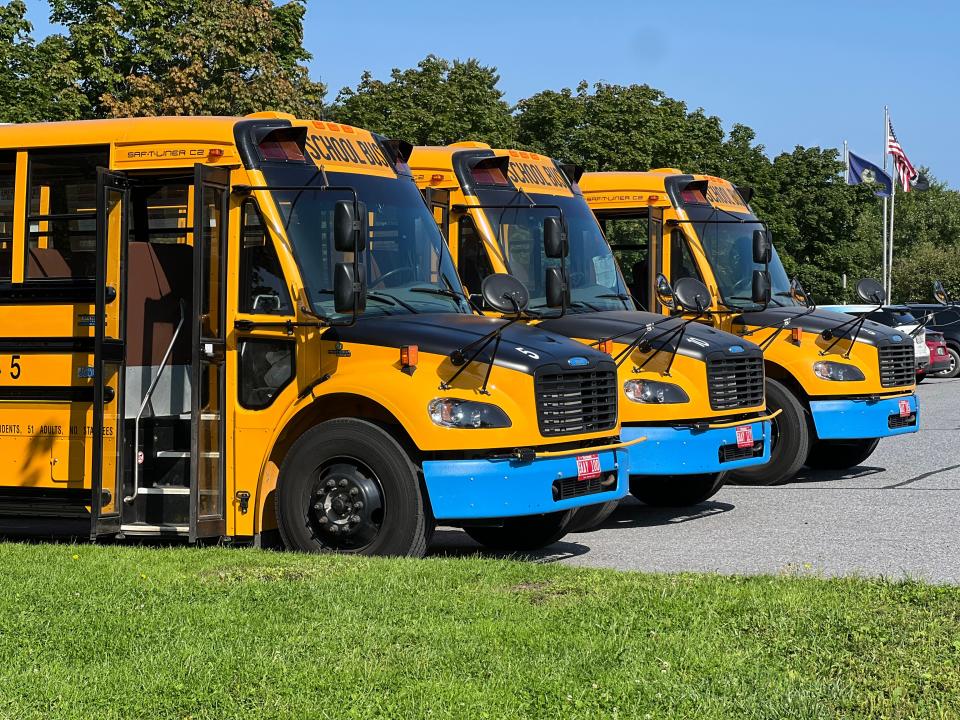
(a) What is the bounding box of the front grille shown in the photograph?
[719,441,764,464]
[552,473,614,500]
[706,355,765,411]
[888,413,917,429]
[878,344,915,387]
[535,366,617,436]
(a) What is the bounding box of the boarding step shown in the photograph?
[178,413,219,421]
[155,450,220,459]
[137,486,190,495]
[120,523,189,536]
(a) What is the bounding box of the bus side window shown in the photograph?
[239,200,292,315]
[670,229,704,283]
[27,147,109,280]
[0,152,13,282]
[457,215,493,296]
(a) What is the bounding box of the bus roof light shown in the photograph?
[208,148,224,160]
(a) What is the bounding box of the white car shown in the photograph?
[820,304,929,372]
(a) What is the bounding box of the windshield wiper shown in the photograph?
[440,315,524,395]
[367,291,419,314]
[569,300,603,312]
[594,292,636,309]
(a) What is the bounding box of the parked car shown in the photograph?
[907,303,960,378]
[918,330,951,381]
[820,305,929,377]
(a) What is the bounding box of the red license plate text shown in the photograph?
[576,453,602,481]
[735,425,754,449]
[899,399,911,417]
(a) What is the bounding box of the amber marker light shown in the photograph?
[401,345,419,374]
[791,327,803,344]
[598,339,613,355]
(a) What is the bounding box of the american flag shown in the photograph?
[886,119,917,192]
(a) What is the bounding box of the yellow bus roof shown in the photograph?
[579,170,748,213]
[409,143,572,197]
[0,114,395,176]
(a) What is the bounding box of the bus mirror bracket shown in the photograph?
[933,279,951,305]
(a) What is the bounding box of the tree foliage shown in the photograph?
[332,55,516,147]
[0,0,87,121]
[47,0,325,117]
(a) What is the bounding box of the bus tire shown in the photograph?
[729,378,809,486]
[566,500,619,533]
[464,510,574,552]
[629,472,726,507]
[805,438,880,470]
[275,418,428,557]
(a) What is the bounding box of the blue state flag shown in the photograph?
[847,151,892,197]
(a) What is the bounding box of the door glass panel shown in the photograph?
[199,186,224,339]
[197,359,222,519]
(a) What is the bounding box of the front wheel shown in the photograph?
[629,473,726,507]
[276,419,429,557]
[805,438,880,470]
[566,500,619,533]
[464,511,573,552]
[729,378,810,486]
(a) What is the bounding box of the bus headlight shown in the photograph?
[813,361,865,382]
[428,399,512,428]
[624,379,689,404]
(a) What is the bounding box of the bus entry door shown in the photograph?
[190,165,228,541]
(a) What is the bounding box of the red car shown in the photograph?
[918,330,951,381]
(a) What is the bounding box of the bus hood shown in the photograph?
[735,307,913,348]
[327,313,615,375]
[537,310,763,363]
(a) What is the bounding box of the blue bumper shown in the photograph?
[622,420,770,476]
[422,447,629,520]
[810,393,920,440]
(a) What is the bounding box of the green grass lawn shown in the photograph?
[0,543,958,719]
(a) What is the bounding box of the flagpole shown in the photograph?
[843,139,849,179]
[882,106,889,298]
[889,171,897,302]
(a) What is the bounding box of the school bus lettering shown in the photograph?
[304,132,390,169]
[507,161,567,190]
[124,148,211,160]
[705,183,748,210]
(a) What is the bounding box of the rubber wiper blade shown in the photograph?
[367,291,420,314]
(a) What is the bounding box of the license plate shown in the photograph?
[576,453,601,481]
[899,399,911,417]
[735,425,754,449]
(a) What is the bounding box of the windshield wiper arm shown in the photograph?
[367,291,419,314]
[569,300,603,312]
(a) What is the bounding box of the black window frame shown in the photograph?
[237,338,296,410]
[238,198,294,316]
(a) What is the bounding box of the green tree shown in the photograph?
[332,55,516,146]
[854,171,960,301]
[48,0,325,118]
[765,146,876,303]
[515,81,728,172]
[0,0,87,121]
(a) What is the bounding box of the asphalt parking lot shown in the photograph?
[432,377,960,583]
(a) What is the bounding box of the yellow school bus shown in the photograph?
[0,114,633,555]
[408,143,777,511]
[579,170,919,484]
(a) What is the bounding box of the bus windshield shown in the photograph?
[686,206,799,309]
[262,166,469,318]
[474,188,632,312]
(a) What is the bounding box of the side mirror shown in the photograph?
[856,277,886,304]
[933,279,950,305]
[751,270,771,305]
[334,262,367,314]
[789,276,811,307]
[334,200,367,253]
[655,272,675,310]
[481,273,529,315]
[752,228,772,264]
[545,266,569,308]
[543,216,568,259]
[673,277,711,313]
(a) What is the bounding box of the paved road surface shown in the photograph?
[431,377,960,583]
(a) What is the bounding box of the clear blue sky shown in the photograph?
[23,0,960,186]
